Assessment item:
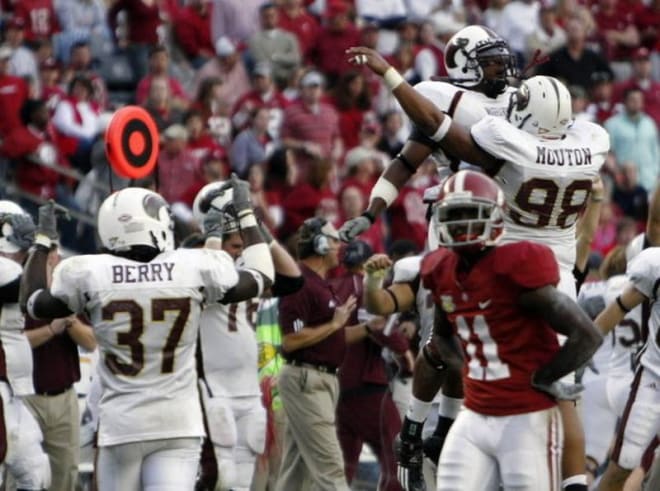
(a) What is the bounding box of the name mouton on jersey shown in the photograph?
[471,116,609,271]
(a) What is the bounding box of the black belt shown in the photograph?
[287,360,338,375]
[37,386,71,397]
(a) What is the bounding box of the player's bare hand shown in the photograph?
[346,46,391,76]
[332,295,357,330]
[364,254,393,274]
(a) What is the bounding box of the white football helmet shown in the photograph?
[97,188,174,253]
[0,200,33,254]
[192,181,238,234]
[444,25,516,95]
[506,75,572,139]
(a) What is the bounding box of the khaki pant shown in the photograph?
[275,365,349,491]
[24,387,79,491]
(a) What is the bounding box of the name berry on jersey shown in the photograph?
[111,262,175,283]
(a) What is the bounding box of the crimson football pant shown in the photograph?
[337,388,403,491]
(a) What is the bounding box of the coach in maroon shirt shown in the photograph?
[277,218,372,491]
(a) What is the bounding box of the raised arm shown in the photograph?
[362,254,416,315]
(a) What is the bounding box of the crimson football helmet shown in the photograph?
[444,25,517,97]
[432,170,505,252]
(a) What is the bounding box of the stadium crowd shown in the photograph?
[0,0,657,490]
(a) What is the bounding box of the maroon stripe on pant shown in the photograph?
[611,366,645,464]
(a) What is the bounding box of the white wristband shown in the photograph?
[369,176,399,208]
[406,395,432,423]
[383,67,404,91]
[238,211,258,229]
[430,115,452,142]
[438,394,463,419]
[34,234,52,249]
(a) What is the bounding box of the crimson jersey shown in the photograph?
[421,242,561,416]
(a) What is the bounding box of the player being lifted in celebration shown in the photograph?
[339,25,518,244]
[18,178,275,491]
[347,45,610,491]
[418,170,602,490]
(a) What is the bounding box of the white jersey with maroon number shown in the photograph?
[0,257,33,396]
[50,248,240,446]
[392,255,434,347]
[471,117,609,271]
[199,297,261,398]
[627,248,660,378]
[604,275,644,378]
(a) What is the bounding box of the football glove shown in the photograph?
[203,207,226,239]
[0,213,35,250]
[229,173,252,216]
[422,415,454,466]
[37,200,69,241]
[395,417,426,491]
[338,213,373,243]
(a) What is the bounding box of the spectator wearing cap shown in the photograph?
[232,62,289,138]
[51,74,102,173]
[309,1,361,87]
[229,106,274,179]
[60,41,108,109]
[0,45,29,139]
[329,241,406,491]
[4,16,40,97]
[39,57,65,112]
[526,2,567,62]
[192,36,250,108]
[537,15,613,91]
[605,87,659,193]
[277,0,320,65]
[592,0,640,76]
[136,45,190,110]
[174,0,214,69]
[281,70,342,184]
[107,0,164,85]
[14,0,59,45]
[612,47,660,127]
[248,3,302,90]
[276,218,369,491]
[586,70,616,124]
[156,123,202,204]
[54,0,111,64]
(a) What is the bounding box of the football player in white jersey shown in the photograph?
[339,25,517,243]
[0,201,51,490]
[192,181,302,491]
[593,247,660,491]
[19,179,275,491]
[347,48,610,491]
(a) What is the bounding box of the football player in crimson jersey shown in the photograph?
[415,170,602,490]
[347,46,610,491]
[18,179,275,491]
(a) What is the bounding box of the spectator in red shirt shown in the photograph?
[330,242,405,491]
[586,70,617,124]
[592,0,640,65]
[174,0,214,69]
[14,0,59,46]
[107,0,164,85]
[636,0,660,52]
[338,185,386,253]
[0,45,29,139]
[38,57,64,113]
[310,1,361,87]
[232,62,289,138]
[143,75,185,130]
[192,76,234,147]
[156,123,202,204]
[330,70,373,151]
[263,147,297,232]
[612,47,660,127]
[136,45,189,110]
[277,0,320,64]
[60,41,108,109]
[281,70,343,184]
[183,108,226,163]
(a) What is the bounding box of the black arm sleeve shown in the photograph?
[0,278,20,303]
[271,273,304,298]
[409,125,442,152]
